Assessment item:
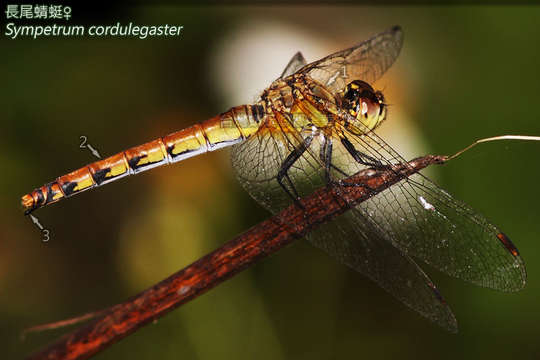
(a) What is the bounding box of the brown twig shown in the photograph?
[25,155,447,360]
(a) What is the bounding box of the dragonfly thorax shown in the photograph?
[260,75,340,132]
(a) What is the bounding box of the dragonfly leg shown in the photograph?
[277,135,314,206]
[340,135,385,168]
[320,137,333,184]
[320,136,348,184]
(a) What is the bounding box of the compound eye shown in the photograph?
[343,81,385,130]
[359,95,384,119]
[343,80,373,105]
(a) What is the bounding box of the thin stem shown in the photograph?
[448,135,540,161]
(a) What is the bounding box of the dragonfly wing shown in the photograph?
[234,116,527,292]
[232,100,525,334]
[280,52,307,79]
[231,115,328,213]
[336,124,527,291]
[299,26,403,95]
[307,210,458,332]
[357,172,526,291]
[231,129,295,212]
[232,122,458,332]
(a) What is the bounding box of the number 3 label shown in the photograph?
[42,229,50,242]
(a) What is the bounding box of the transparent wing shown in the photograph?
[231,122,325,213]
[298,26,403,95]
[357,171,526,291]
[231,122,458,331]
[309,210,457,332]
[334,122,527,291]
[279,52,307,79]
[232,114,526,294]
[232,25,525,328]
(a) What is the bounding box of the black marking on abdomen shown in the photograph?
[166,146,179,159]
[169,147,196,161]
[44,182,60,205]
[127,156,144,170]
[35,189,45,206]
[46,183,55,203]
[128,154,165,171]
[252,105,265,123]
[92,168,111,185]
[61,182,78,197]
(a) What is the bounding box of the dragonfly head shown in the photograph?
[342,80,386,131]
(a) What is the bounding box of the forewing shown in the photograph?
[299,26,403,95]
[357,172,526,291]
[337,124,527,291]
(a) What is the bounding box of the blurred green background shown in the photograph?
[2,5,540,360]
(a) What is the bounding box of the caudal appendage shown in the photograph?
[21,165,99,214]
[21,181,66,215]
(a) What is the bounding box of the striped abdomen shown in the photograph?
[21,104,264,214]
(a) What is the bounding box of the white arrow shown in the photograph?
[29,214,44,230]
[87,144,101,159]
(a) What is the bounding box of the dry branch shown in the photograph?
[25,155,447,360]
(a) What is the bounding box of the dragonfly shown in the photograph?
[21,26,526,332]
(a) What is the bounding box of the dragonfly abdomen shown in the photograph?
[21,104,263,214]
